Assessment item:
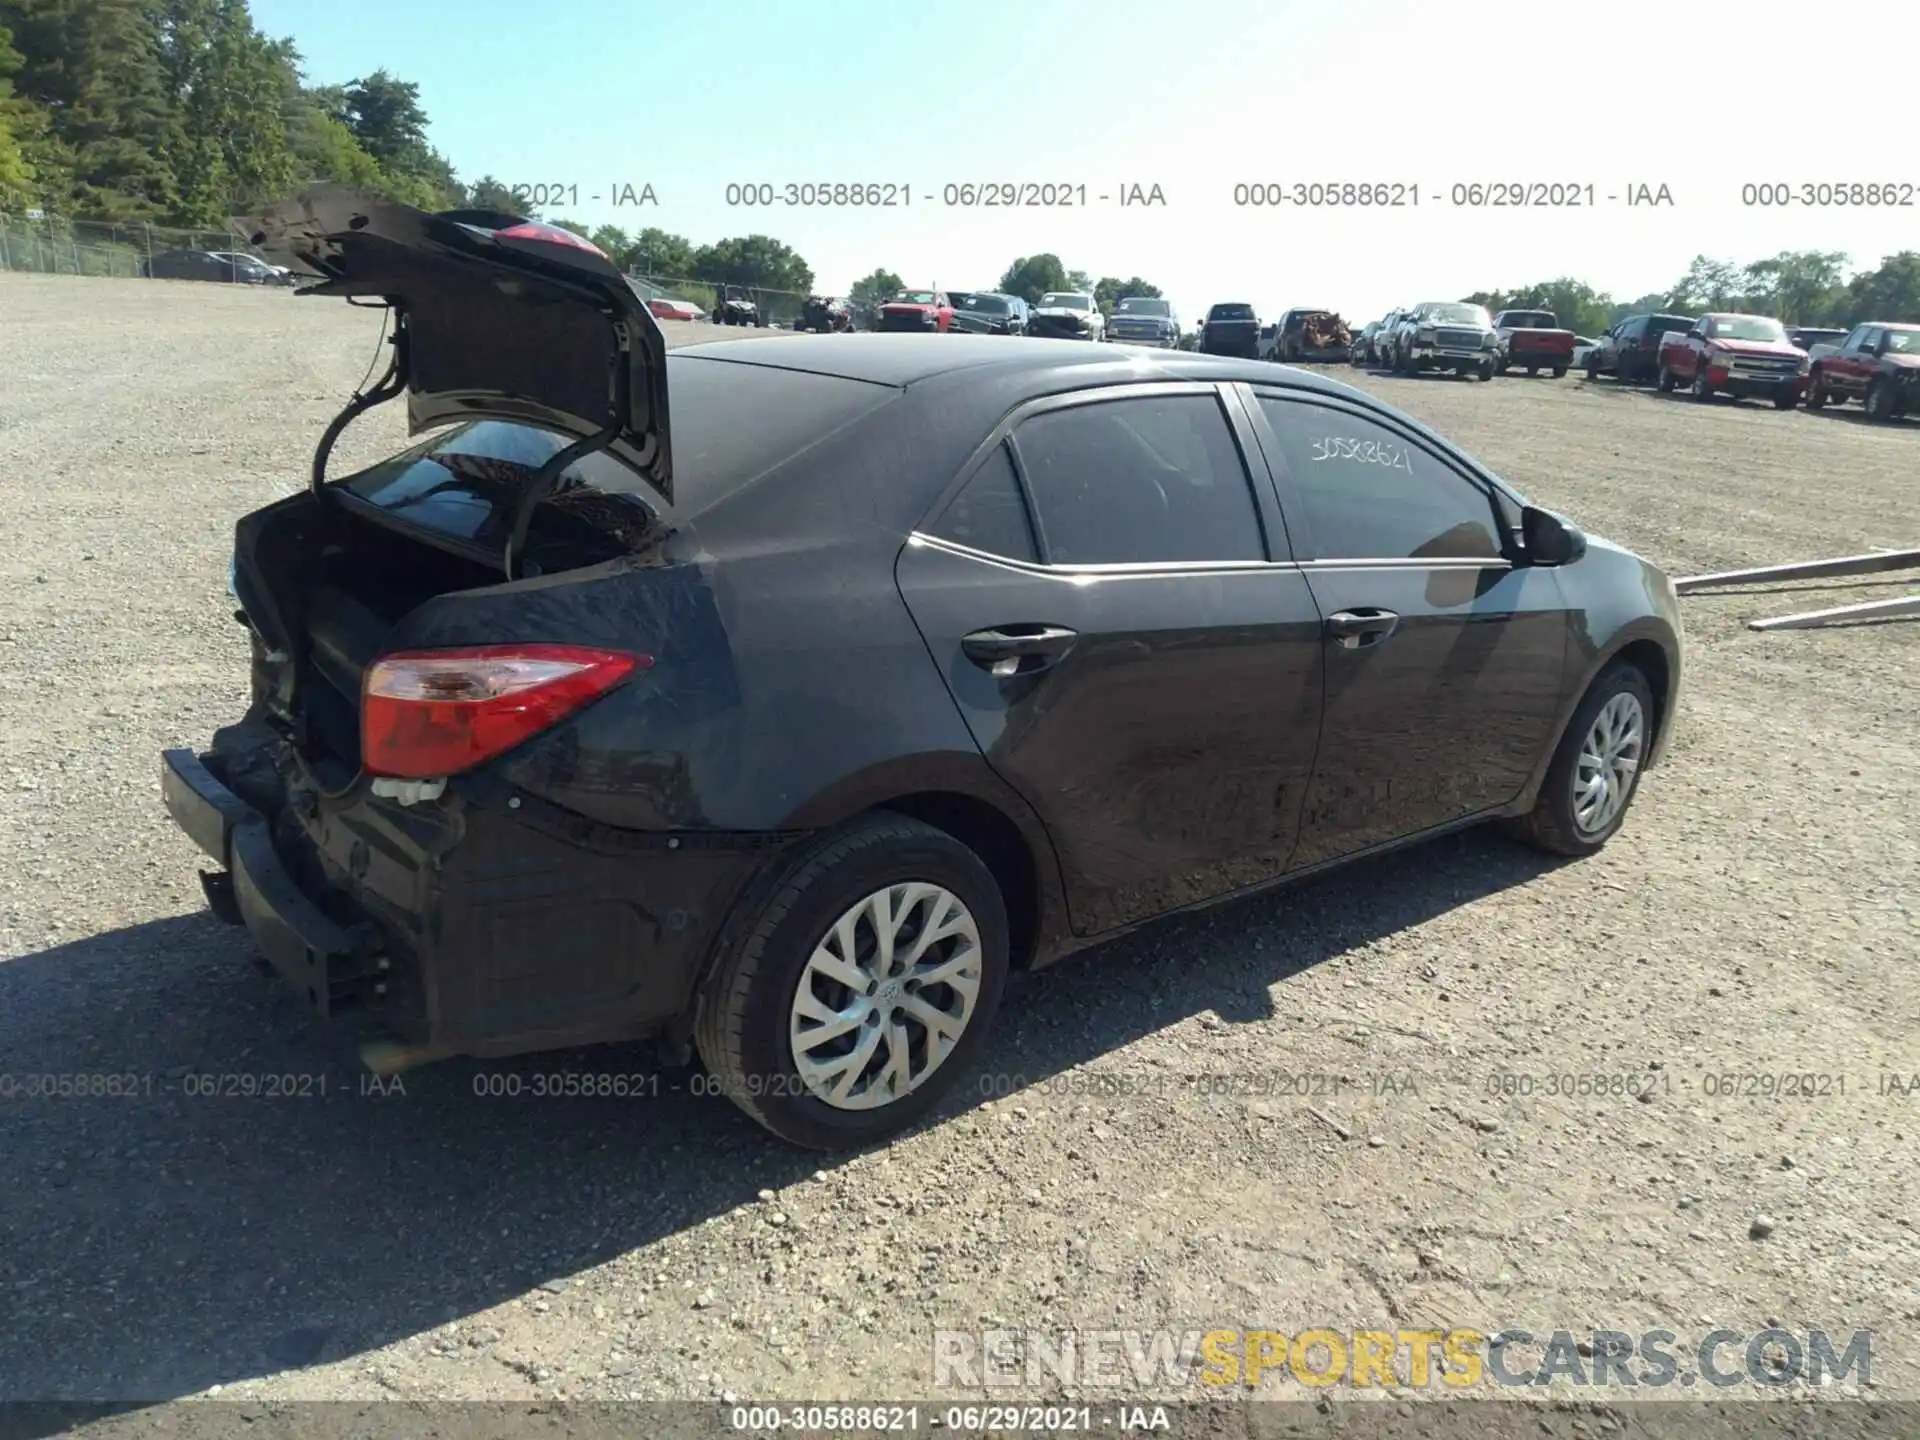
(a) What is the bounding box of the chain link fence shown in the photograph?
[0,212,265,277]
[628,273,813,328]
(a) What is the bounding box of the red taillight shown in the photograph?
[361,645,646,779]
[494,222,607,258]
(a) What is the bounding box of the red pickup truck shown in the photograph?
[1492,309,1577,377]
[1656,313,1807,408]
[877,288,956,333]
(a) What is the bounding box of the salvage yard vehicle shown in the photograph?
[164,188,1686,1150]
[1492,309,1577,377]
[1256,324,1279,361]
[1586,313,1693,385]
[1657,313,1807,407]
[1393,301,1500,379]
[1278,308,1353,363]
[797,295,854,333]
[1805,322,1920,419]
[1350,321,1380,366]
[138,248,277,283]
[949,291,1029,336]
[1570,335,1602,369]
[877,289,956,332]
[1028,291,1106,341]
[1198,301,1260,357]
[714,284,763,327]
[1106,295,1179,347]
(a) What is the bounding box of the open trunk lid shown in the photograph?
[236,186,672,506]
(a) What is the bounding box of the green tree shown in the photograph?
[1667,255,1749,313]
[0,22,38,203]
[338,69,426,168]
[1843,251,1920,324]
[154,0,298,223]
[998,253,1069,304]
[627,225,695,278]
[692,233,813,294]
[847,267,905,327]
[463,173,530,215]
[2,0,179,217]
[1742,250,1850,326]
[1093,275,1162,316]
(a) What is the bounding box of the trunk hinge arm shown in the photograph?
[311,309,411,496]
[502,316,633,581]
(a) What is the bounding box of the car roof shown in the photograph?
[672,332,1363,393]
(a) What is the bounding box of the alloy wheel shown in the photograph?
[788,882,983,1110]
[1572,691,1645,835]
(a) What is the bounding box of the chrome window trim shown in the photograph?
[906,531,1511,579]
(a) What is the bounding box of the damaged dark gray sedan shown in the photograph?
[162,189,1684,1150]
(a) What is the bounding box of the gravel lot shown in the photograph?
[2,274,1916,1419]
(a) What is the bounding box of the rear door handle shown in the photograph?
[1325,608,1399,649]
[962,625,1078,675]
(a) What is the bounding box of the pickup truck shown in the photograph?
[1656,313,1807,407]
[1805,321,1920,420]
[1391,301,1499,379]
[1492,309,1577,377]
[877,288,956,332]
[1199,301,1261,358]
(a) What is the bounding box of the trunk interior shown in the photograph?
[237,495,547,788]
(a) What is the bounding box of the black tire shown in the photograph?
[1866,379,1896,421]
[1805,371,1827,409]
[1551,364,1568,378]
[1585,355,1600,380]
[693,814,1010,1150]
[1772,389,1798,410]
[1657,364,1676,393]
[1526,365,1538,377]
[1478,358,1495,381]
[1690,367,1714,401]
[1506,661,1656,858]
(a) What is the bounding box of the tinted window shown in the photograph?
[1209,303,1255,321]
[1015,395,1264,565]
[1255,398,1502,562]
[927,444,1037,561]
[1648,314,1693,337]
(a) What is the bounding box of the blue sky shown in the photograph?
[252,0,1918,324]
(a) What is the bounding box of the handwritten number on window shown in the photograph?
[1308,436,1414,473]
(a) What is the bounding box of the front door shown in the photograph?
[895,384,1327,937]
[1242,387,1573,867]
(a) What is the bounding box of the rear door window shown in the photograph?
[1012,393,1266,565]
[1254,396,1503,562]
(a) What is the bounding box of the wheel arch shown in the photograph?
[1513,620,1680,813]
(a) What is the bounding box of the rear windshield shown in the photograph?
[341,357,899,545]
[1647,314,1694,336]
[1208,303,1255,320]
[1502,312,1555,327]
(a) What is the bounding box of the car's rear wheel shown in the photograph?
[1506,661,1655,857]
[1552,364,1568,378]
[694,815,1009,1150]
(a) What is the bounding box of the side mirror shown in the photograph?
[1522,506,1587,566]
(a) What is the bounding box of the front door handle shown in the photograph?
[962,625,1078,675]
[1325,608,1399,649]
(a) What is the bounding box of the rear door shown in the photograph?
[895,383,1327,937]
[1241,387,1571,866]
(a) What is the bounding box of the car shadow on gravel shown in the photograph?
[0,827,1560,1410]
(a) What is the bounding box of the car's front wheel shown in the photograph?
[694,815,1010,1150]
[1865,378,1897,421]
[1506,661,1655,857]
